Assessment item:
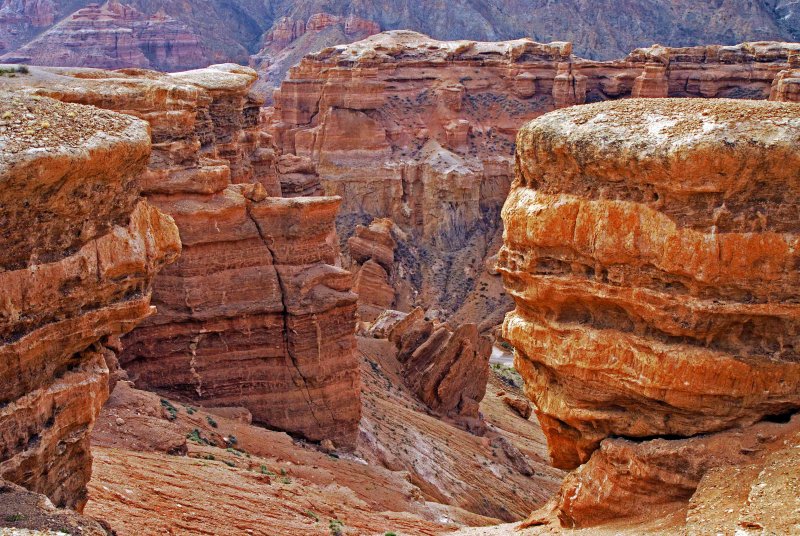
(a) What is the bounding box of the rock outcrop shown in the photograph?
[270,32,799,329]
[371,308,491,425]
[2,0,799,87]
[348,218,397,322]
[499,98,800,525]
[771,53,800,102]
[0,92,179,510]
[11,63,361,450]
[1,1,207,71]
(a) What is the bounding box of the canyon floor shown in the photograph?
[84,338,561,535]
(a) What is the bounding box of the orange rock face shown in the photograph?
[0,92,180,510]
[270,31,799,328]
[499,98,800,527]
[12,64,361,450]
[501,98,800,470]
[770,53,800,102]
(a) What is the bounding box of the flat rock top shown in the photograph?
[520,98,800,167]
[0,91,143,160]
[310,30,571,63]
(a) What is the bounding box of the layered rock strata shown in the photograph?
[0,92,179,509]
[348,218,397,322]
[770,53,800,102]
[371,308,491,425]
[270,32,799,327]
[1,0,206,71]
[499,98,800,524]
[14,63,361,449]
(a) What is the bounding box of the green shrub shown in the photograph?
[206,415,218,428]
[160,399,179,421]
[329,519,344,536]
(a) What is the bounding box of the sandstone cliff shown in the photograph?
[269,31,799,331]
[498,98,800,527]
[0,91,179,509]
[2,1,799,89]
[8,63,362,449]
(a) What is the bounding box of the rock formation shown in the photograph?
[250,12,380,96]
[771,53,800,102]
[10,63,361,450]
[499,98,800,525]
[0,91,179,510]
[369,308,491,425]
[269,31,799,330]
[1,1,207,71]
[348,218,397,322]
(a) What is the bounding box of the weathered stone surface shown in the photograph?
[771,54,800,102]
[0,92,179,510]
[500,99,800,470]
[271,31,799,330]
[8,64,361,449]
[1,1,207,71]
[0,479,111,535]
[379,309,491,424]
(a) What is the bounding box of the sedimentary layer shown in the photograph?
[270,31,799,327]
[0,91,180,509]
[5,63,362,449]
[500,98,800,470]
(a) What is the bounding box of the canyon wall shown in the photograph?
[15,63,361,449]
[1,0,207,71]
[0,91,179,509]
[499,98,800,526]
[269,31,799,328]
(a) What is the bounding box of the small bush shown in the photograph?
[304,510,320,522]
[329,520,344,536]
[160,399,179,421]
[187,429,211,446]
[4,513,26,522]
[224,460,236,468]
[206,415,218,428]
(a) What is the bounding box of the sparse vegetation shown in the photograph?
[0,65,29,77]
[184,405,197,415]
[4,513,26,522]
[260,464,275,476]
[329,519,344,535]
[281,476,292,485]
[491,363,523,389]
[161,399,179,421]
[187,428,212,446]
[206,415,218,428]
[304,510,320,522]
[224,460,236,468]
[385,532,398,536]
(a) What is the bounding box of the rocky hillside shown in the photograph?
[1,0,799,83]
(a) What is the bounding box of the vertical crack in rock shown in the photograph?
[246,206,331,431]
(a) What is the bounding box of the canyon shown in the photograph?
[1,0,800,91]
[0,21,799,536]
[0,89,180,512]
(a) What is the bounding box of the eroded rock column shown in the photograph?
[499,99,800,470]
